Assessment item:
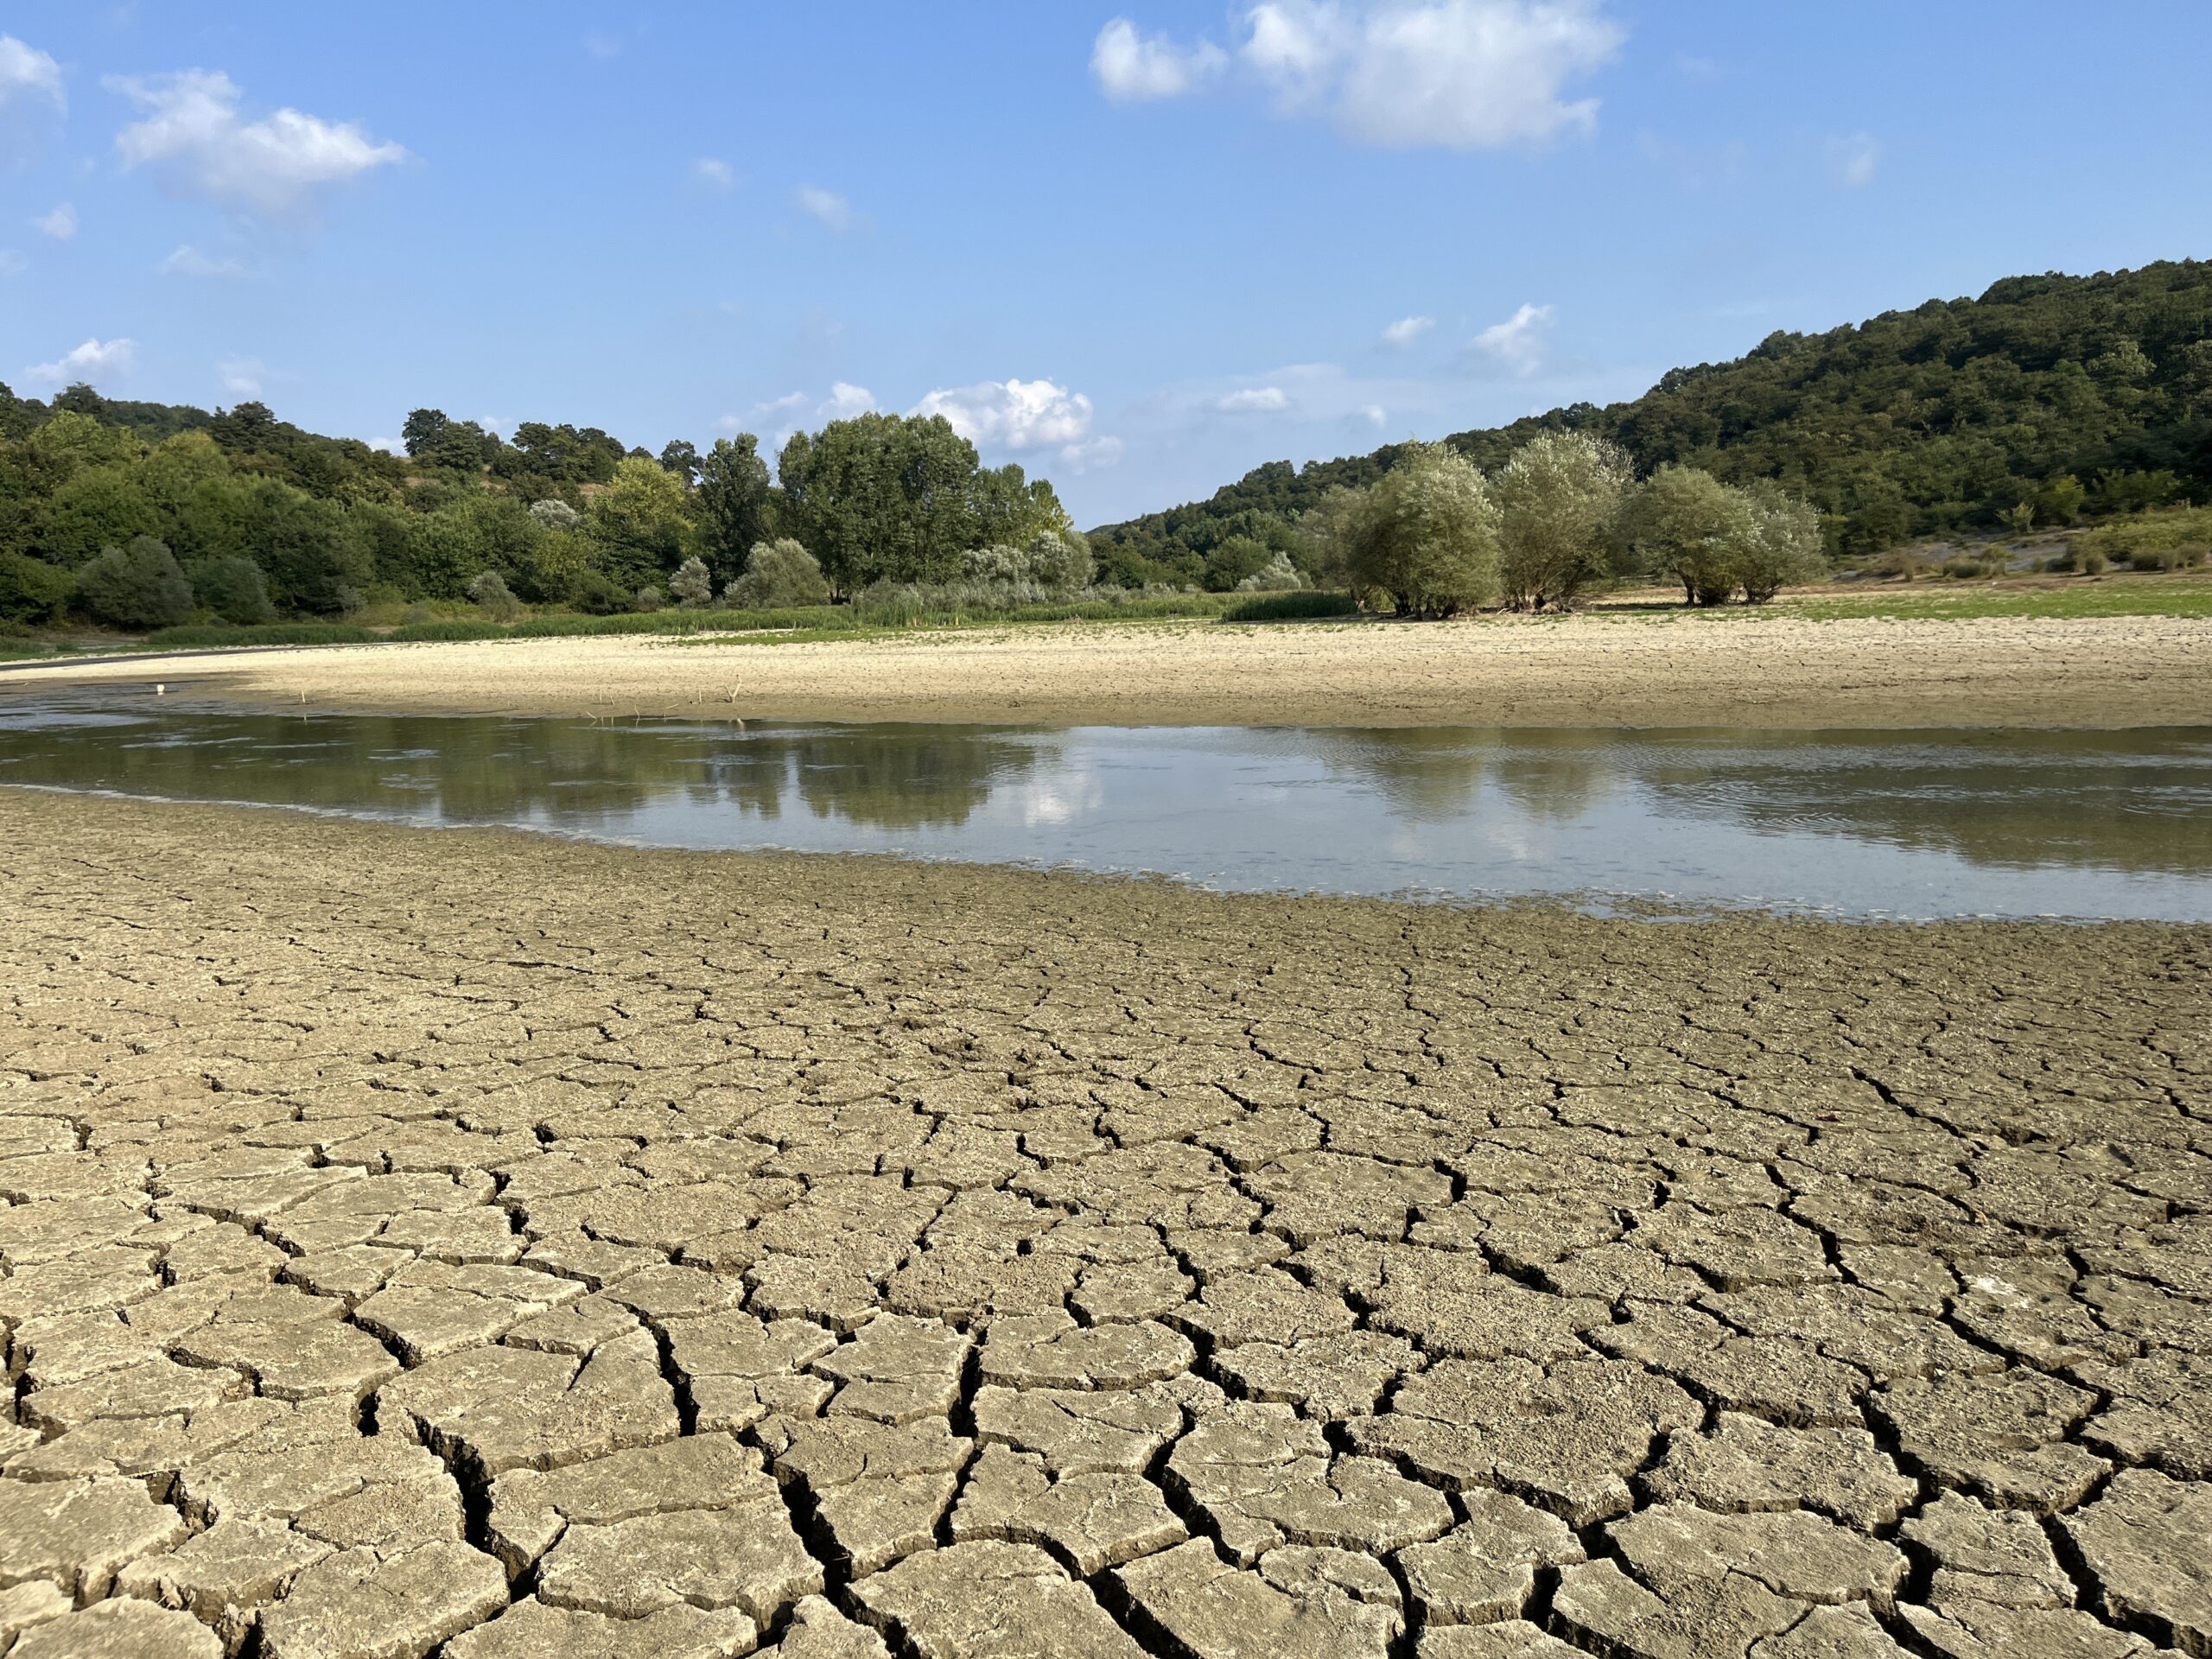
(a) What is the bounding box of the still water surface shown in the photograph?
[2,684,2207,920]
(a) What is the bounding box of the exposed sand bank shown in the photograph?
[1,787,2205,1654]
[11,608,2211,727]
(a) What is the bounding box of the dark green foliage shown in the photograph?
[1219,589,1359,620]
[0,552,73,623]
[74,537,194,629]
[1090,260,2212,569]
[1202,535,1273,592]
[143,622,378,649]
[695,435,774,582]
[186,556,276,625]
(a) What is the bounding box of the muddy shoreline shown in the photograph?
[9,609,2210,728]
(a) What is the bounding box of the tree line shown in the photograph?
[0,383,1075,629]
[1090,259,2212,583]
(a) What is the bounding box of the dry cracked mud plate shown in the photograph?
[0,791,2207,1659]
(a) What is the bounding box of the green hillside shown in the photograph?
[1088,260,2212,586]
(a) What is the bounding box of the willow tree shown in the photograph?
[1493,430,1632,611]
[1624,464,1751,606]
[1348,443,1499,618]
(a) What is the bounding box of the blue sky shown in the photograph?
[3,3,2208,525]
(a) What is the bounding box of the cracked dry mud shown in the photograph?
[0,788,2207,1659]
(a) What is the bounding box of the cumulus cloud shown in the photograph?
[159,243,252,278]
[818,382,876,420]
[795,185,855,232]
[912,378,1096,451]
[107,69,406,217]
[1249,0,1622,147]
[34,201,74,239]
[1092,18,1227,101]
[1381,315,1434,348]
[1827,130,1879,189]
[1470,302,1554,374]
[1096,3,1621,149]
[1217,385,1291,412]
[693,156,736,191]
[22,336,135,388]
[0,35,63,112]
[217,357,264,396]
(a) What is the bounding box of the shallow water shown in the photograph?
[2,684,2208,920]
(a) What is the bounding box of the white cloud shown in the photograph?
[107,69,406,217]
[1243,0,1624,149]
[0,35,64,112]
[1217,385,1291,412]
[1827,130,1879,189]
[1470,302,1554,375]
[0,250,24,276]
[1381,315,1434,348]
[1058,435,1124,473]
[22,336,135,388]
[692,156,736,191]
[34,201,75,240]
[365,436,405,456]
[818,382,876,421]
[912,378,1096,451]
[795,185,855,232]
[217,357,264,396]
[1359,404,1388,427]
[1091,18,1227,101]
[158,243,252,278]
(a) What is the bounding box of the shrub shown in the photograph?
[572,568,631,614]
[726,539,832,609]
[465,570,524,622]
[0,552,75,625]
[669,556,715,608]
[187,556,276,625]
[633,585,667,612]
[1236,550,1305,593]
[1863,547,1928,582]
[143,622,378,649]
[527,497,582,531]
[957,531,1094,592]
[74,537,194,630]
[1220,589,1357,621]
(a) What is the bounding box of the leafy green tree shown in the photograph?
[1625,465,1751,605]
[0,552,73,623]
[401,408,450,457]
[466,570,523,622]
[587,456,695,589]
[1026,529,1092,590]
[186,556,276,624]
[1294,486,1369,590]
[1203,535,1272,592]
[236,481,373,613]
[1493,431,1632,610]
[1736,480,1827,602]
[658,440,700,484]
[41,464,162,568]
[2034,474,2087,526]
[1348,443,1500,618]
[695,435,773,582]
[726,538,830,608]
[75,536,194,629]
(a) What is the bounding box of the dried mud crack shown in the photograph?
[0,787,2206,1659]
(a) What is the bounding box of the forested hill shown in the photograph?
[1088,260,2212,582]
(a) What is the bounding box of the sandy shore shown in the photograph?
[2,787,2207,1655]
[12,609,2211,727]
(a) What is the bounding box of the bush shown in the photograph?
[572,568,631,614]
[527,497,582,531]
[186,556,276,625]
[669,556,715,608]
[1220,589,1357,621]
[465,570,524,622]
[142,622,378,650]
[633,585,667,612]
[726,539,832,609]
[1236,550,1305,593]
[0,552,75,625]
[1863,547,1928,582]
[1941,556,1986,580]
[75,537,194,630]
[956,531,1094,592]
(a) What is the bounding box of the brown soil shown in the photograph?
[13,609,2212,727]
[3,787,2206,1656]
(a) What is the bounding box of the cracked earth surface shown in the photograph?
[0,787,2207,1659]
